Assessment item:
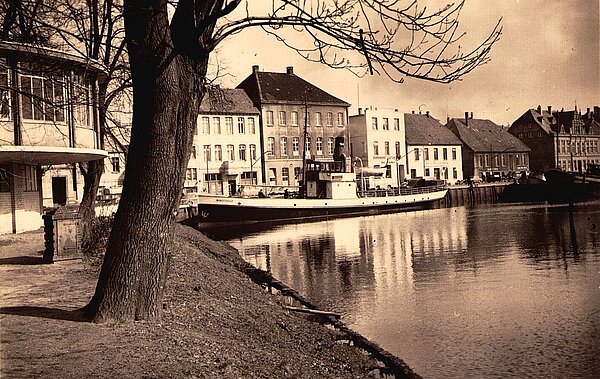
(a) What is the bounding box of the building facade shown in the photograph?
[445,113,530,181]
[348,107,406,189]
[0,41,107,234]
[187,88,261,196]
[404,112,464,184]
[237,66,350,187]
[509,106,600,173]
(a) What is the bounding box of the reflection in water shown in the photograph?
[227,201,600,378]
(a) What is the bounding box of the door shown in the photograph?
[228,180,237,196]
[52,176,67,206]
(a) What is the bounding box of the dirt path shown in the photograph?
[0,226,391,378]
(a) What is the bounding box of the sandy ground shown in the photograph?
[0,225,393,378]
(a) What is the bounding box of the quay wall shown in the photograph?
[438,183,508,208]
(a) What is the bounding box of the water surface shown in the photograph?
[225,201,600,378]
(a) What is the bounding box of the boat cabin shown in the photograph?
[303,160,358,200]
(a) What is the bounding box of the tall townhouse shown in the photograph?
[509,106,600,173]
[0,41,107,234]
[404,112,464,184]
[187,88,261,196]
[348,107,407,189]
[445,113,530,181]
[237,66,350,186]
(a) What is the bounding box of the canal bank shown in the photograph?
[0,225,419,378]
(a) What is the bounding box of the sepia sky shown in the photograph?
[216,1,599,126]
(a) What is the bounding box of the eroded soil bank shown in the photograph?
[1,224,417,378]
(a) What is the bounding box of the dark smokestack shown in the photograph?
[252,65,259,73]
[465,112,469,125]
[547,105,552,114]
[286,66,294,74]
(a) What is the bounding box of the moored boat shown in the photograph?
[193,159,447,227]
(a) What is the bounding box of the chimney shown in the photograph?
[252,65,259,73]
[470,112,473,119]
[358,108,363,115]
[447,116,450,123]
[537,105,541,113]
[412,110,415,114]
[547,105,552,114]
[426,111,430,117]
[465,112,469,125]
[286,66,294,75]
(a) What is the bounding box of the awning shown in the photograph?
[0,146,108,165]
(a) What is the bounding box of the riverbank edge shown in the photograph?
[0,224,420,378]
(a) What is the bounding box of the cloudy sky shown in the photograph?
[215,1,599,126]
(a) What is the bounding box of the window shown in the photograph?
[382,118,389,130]
[225,117,233,134]
[484,154,489,166]
[453,167,458,179]
[478,154,483,167]
[291,111,298,126]
[433,148,438,160]
[424,148,429,160]
[278,111,286,126]
[25,166,37,192]
[215,145,222,161]
[202,117,210,134]
[249,144,256,160]
[327,112,333,126]
[191,145,197,159]
[395,142,401,158]
[494,155,499,166]
[393,118,400,130]
[268,137,275,154]
[305,112,310,125]
[415,148,420,160]
[20,64,66,123]
[237,117,245,134]
[373,141,379,156]
[111,157,120,172]
[315,112,322,126]
[282,167,289,183]
[1,61,10,119]
[266,110,274,126]
[328,138,334,156]
[425,168,430,177]
[443,148,448,160]
[239,144,246,161]
[281,137,288,156]
[452,148,457,160]
[186,168,198,181]
[72,72,89,126]
[384,141,390,155]
[248,118,255,134]
[371,117,378,130]
[294,167,301,180]
[337,112,344,126]
[316,137,323,155]
[501,154,506,166]
[213,117,221,134]
[203,145,211,162]
[292,137,300,156]
[227,144,235,161]
[0,165,10,192]
[305,136,311,153]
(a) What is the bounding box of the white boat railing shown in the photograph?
[357,184,447,198]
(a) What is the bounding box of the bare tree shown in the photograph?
[80,0,501,322]
[3,0,502,322]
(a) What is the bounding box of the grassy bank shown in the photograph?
[0,224,417,378]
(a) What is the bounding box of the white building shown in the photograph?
[404,112,463,184]
[348,107,407,189]
[187,88,262,196]
[0,42,107,234]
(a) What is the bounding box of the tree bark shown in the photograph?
[85,0,207,322]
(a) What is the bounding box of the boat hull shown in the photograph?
[192,189,448,227]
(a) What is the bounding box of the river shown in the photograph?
[222,201,600,378]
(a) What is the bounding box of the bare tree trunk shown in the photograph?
[85,0,206,322]
[79,159,104,250]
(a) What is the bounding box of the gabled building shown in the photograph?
[0,41,107,234]
[509,106,600,173]
[445,113,530,181]
[348,107,406,189]
[237,66,350,186]
[189,88,261,196]
[404,112,463,184]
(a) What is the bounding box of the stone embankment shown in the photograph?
[0,224,419,378]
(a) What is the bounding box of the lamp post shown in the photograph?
[250,150,272,185]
